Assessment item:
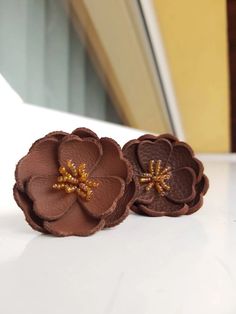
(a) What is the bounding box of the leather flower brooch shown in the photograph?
[14,128,135,236]
[123,134,209,217]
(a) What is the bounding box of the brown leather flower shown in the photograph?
[13,128,134,236]
[123,134,209,217]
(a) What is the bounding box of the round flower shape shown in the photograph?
[123,134,209,217]
[14,128,134,236]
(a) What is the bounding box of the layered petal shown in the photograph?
[105,179,137,228]
[59,136,102,173]
[167,142,203,181]
[187,174,209,214]
[45,131,69,140]
[157,133,179,143]
[130,203,146,215]
[137,139,172,172]
[81,176,125,218]
[72,127,99,140]
[27,175,76,220]
[136,185,155,205]
[123,139,142,177]
[13,185,46,232]
[44,201,105,236]
[91,138,131,182]
[166,167,196,203]
[15,138,59,191]
[138,196,189,217]
[138,133,178,143]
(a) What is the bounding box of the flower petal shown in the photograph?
[15,138,59,191]
[139,196,189,217]
[59,136,102,174]
[137,139,172,172]
[167,142,203,181]
[72,127,99,140]
[131,203,146,215]
[138,134,158,141]
[187,174,209,214]
[166,167,196,203]
[123,139,142,177]
[13,184,46,233]
[81,176,125,218]
[104,179,137,228]
[136,185,155,205]
[27,175,76,220]
[45,131,69,140]
[138,133,178,143]
[44,201,105,236]
[91,138,131,182]
[157,133,178,143]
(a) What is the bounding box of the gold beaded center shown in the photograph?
[139,160,171,196]
[52,160,99,201]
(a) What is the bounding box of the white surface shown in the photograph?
[0,103,236,314]
[0,74,23,104]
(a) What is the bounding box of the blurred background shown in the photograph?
[0,0,234,153]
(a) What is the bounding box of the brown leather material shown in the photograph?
[123,134,209,217]
[44,201,105,237]
[186,175,209,215]
[90,137,132,183]
[14,128,132,237]
[27,175,77,221]
[166,167,196,203]
[13,184,46,233]
[137,139,172,172]
[58,135,102,174]
[15,138,59,191]
[104,179,137,228]
[72,127,99,140]
[81,176,125,218]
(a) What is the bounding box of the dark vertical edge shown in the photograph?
[227,0,236,152]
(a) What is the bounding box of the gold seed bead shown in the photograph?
[155,160,161,175]
[140,177,151,183]
[53,160,99,201]
[139,159,172,196]
[149,160,155,175]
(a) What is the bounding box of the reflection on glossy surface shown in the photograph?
[0,159,236,314]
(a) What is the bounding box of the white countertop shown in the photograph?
[0,103,236,314]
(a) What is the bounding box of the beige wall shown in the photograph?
[153,0,230,152]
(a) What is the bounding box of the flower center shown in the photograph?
[139,160,171,196]
[52,160,99,201]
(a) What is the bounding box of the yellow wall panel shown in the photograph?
[153,0,230,152]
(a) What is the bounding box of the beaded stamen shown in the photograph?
[139,160,171,196]
[53,160,99,201]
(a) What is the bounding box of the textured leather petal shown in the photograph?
[123,139,142,177]
[13,184,46,233]
[15,138,59,191]
[138,133,178,143]
[44,201,105,236]
[91,138,131,182]
[139,196,189,217]
[27,175,76,220]
[45,131,69,140]
[137,139,172,172]
[166,167,196,203]
[187,174,209,214]
[167,142,203,181]
[105,179,137,228]
[81,176,125,218]
[72,127,99,140]
[59,136,102,174]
